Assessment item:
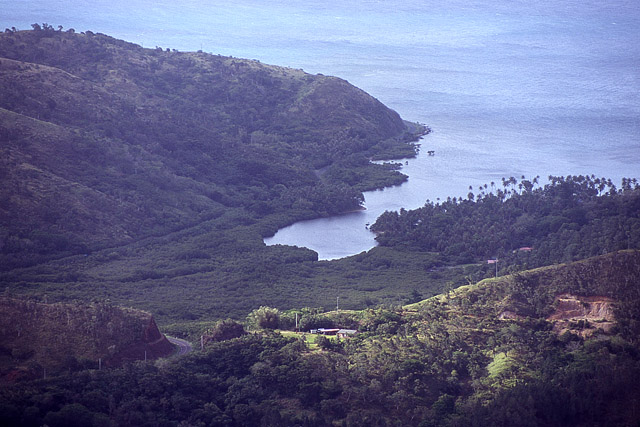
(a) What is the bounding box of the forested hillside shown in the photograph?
[0,25,423,270]
[2,25,640,426]
[0,296,174,379]
[0,26,431,321]
[2,251,639,426]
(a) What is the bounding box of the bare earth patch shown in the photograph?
[547,293,616,337]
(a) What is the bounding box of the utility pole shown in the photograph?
[295,313,298,332]
[488,259,499,278]
[336,296,339,312]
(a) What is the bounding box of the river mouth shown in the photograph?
[263,127,537,260]
[264,209,377,261]
[263,135,442,260]
[264,112,638,261]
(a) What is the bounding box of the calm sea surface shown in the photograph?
[3,0,639,259]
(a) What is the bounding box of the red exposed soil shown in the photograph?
[547,294,616,337]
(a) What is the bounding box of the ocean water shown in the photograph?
[3,0,639,259]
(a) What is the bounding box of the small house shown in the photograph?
[315,328,340,335]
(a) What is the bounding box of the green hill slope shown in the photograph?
[0,27,433,320]
[1,251,638,426]
[0,27,423,270]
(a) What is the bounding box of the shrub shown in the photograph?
[247,306,280,330]
[206,319,246,342]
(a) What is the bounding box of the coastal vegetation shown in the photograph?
[373,174,640,270]
[0,27,427,321]
[0,26,424,271]
[1,26,640,425]
[2,173,637,325]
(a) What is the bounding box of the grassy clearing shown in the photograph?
[278,330,338,351]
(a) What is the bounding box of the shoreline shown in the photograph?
[264,125,432,253]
